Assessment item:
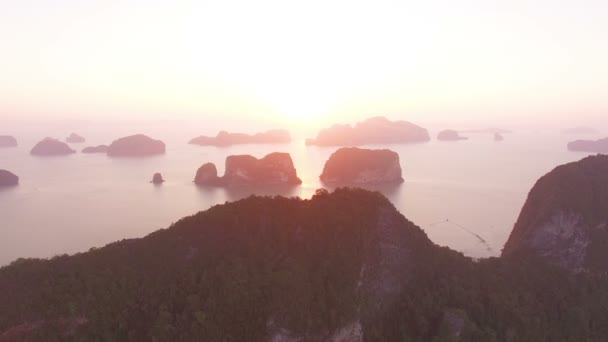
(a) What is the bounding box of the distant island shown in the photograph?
[494,133,504,141]
[107,134,166,157]
[82,145,109,154]
[30,138,76,156]
[194,152,302,186]
[437,129,468,141]
[151,173,165,184]
[305,116,430,146]
[66,133,85,144]
[3,155,608,340]
[460,128,512,134]
[320,147,404,185]
[0,170,18,186]
[189,129,291,146]
[562,126,600,135]
[567,138,608,153]
[0,136,17,148]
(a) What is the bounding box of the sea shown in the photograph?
[0,120,603,266]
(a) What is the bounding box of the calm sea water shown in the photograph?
[0,121,603,265]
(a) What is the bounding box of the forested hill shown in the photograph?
[1,188,608,341]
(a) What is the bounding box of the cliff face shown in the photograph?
[306,116,430,146]
[320,148,404,185]
[195,153,302,186]
[567,138,608,153]
[502,154,608,272]
[0,170,19,187]
[107,135,165,157]
[30,138,75,156]
[189,130,291,146]
[0,136,17,148]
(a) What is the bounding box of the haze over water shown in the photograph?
[1,120,604,266]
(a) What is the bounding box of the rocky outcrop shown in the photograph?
[0,170,18,187]
[194,163,221,185]
[151,173,164,184]
[437,130,468,141]
[0,136,17,148]
[81,145,109,154]
[320,147,404,185]
[567,138,608,153]
[502,155,608,272]
[494,133,504,141]
[30,138,75,156]
[306,116,430,146]
[107,135,165,157]
[194,153,301,186]
[189,129,291,146]
[66,133,85,143]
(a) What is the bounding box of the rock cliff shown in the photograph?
[502,154,608,272]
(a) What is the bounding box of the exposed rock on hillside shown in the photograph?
[502,155,608,272]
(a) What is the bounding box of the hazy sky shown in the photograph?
[1,0,607,128]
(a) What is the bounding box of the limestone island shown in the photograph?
[30,138,76,156]
[66,133,86,143]
[305,116,430,146]
[0,170,19,186]
[320,147,404,185]
[194,152,301,186]
[0,135,17,148]
[567,138,608,153]
[189,129,291,146]
[107,134,166,157]
[151,173,165,184]
[437,129,468,141]
[82,145,109,154]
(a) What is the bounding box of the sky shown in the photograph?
[1,0,607,129]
